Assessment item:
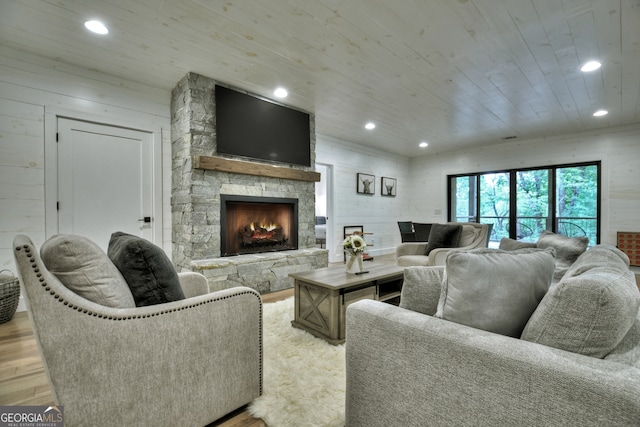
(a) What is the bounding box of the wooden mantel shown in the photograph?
[194,155,321,182]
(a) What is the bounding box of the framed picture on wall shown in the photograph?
[357,173,375,195]
[381,177,397,197]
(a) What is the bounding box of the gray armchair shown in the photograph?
[13,234,262,427]
[396,222,491,267]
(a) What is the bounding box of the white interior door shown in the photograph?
[57,118,154,250]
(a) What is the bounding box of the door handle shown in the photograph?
[138,217,152,223]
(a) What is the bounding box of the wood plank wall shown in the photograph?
[0,101,45,272]
[0,46,171,295]
[405,123,640,248]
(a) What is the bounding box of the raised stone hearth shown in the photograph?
[192,248,327,294]
[171,72,328,293]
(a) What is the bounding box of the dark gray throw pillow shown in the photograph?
[108,232,185,307]
[425,224,462,255]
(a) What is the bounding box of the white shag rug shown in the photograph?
[248,297,346,427]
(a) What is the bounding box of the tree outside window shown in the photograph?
[448,162,600,245]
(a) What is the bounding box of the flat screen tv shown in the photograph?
[215,85,311,167]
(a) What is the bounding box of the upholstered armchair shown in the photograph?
[13,234,262,427]
[396,222,491,267]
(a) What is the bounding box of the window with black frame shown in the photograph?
[449,162,600,246]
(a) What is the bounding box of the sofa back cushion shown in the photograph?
[521,245,640,358]
[435,248,555,337]
[605,318,640,368]
[108,232,185,307]
[40,234,135,308]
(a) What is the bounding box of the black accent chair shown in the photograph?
[397,221,416,242]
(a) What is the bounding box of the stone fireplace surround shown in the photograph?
[171,72,328,294]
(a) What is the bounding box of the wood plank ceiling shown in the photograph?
[0,0,639,157]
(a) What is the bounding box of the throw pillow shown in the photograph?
[399,266,445,316]
[108,232,185,307]
[536,231,589,283]
[435,248,556,338]
[498,237,537,251]
[425,224,462,255]
[40,234,135,308]
[522,245,640,358]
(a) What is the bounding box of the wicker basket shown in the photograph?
[0,270,20,324]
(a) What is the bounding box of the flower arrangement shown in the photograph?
[343,234,367,254]
[343,234,367,273]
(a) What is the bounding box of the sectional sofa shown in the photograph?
[346,239,640,426]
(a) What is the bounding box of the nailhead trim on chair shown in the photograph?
[16,243,261,317]
[16,241,264,395]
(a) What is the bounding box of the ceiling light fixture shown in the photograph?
[84,20,109,35]
[273,87,288,98]
[419,142,428,148]
[593,109,608,117]
[580,61,601,72]
[365,122,376,130]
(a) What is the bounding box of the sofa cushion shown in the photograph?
[108,232,185,307]
[40,234,135,308]
[605,318,640,368]
[536,231,589,283]
[499,237,537,251]
[563,244,630,279]
[522,246,640,358]
[435,248,555,337]
[425,224,462,255]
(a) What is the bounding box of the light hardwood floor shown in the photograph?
[0,287,293,427]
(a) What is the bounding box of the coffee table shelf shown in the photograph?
[289,263,404,345]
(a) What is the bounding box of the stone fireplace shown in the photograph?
[221,195,298,256]
[171,72,328,294]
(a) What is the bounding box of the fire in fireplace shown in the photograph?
[221,195,298,256]
[241,221,284,246]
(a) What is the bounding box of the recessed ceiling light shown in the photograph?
[593,109,608,117]
[419,142,428,148]
[581,61,601,72]
[365,122,376,130]
[84,20,109,35]
[273,87,288,98]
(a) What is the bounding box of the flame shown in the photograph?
[250,222,278,231]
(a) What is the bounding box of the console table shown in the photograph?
[290,263,404,345]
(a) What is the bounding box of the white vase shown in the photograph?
[345,251,363,274]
